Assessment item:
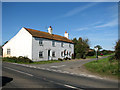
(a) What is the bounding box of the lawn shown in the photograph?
[84,56,119,78]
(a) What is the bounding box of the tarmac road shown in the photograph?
[2,61,119,89]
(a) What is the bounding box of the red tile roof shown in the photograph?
[25,28,73,43]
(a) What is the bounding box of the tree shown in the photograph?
[115,40,120,60]
[72,38,77,45]
[72,37,90,59]
[72,38,78,58]
[0,46,2,56]
[94,45,102,51]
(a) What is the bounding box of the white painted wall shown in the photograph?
[32,37,74,61]
[2,27,32,59]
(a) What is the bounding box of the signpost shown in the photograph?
[94,47,98,61]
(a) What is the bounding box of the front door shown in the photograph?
[48,50,51,60]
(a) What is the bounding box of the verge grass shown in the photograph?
[84,56,119,78]
[2,57,64,64]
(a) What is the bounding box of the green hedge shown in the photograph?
[2,56,33,63]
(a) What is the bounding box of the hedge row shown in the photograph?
[2,56,33,63]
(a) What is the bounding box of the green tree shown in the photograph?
[94,45,102,51]
[73,37,90,59]
[0,46,2,56]
[115,40,120,60]
[72,38,78,58]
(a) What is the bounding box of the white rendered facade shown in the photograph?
[2,27,74,61]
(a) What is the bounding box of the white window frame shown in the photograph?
[61,51,64,57]
[39,39,43,46]
[69,44,71,48]
[7,49,10,55]
[61,42,64,47]
[52,41,55,47]
[39,51,43,58]
[52,51,55,57]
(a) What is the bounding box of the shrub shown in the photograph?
[63,57,71,60]
[58,58,63,61]
[3,56,33,63]
[72,54,75,59]
[115,40,120,60]
[76,53,82,59]
[87,51,95,56]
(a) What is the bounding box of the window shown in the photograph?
[7,49,10,55]
[52,51,55,57]
[69,52,71,56]
[39,39,43,46]
[61,52,64,57]
[52,41,55,47]
[39,51,43,58]
[69,44,71,48]
[61,42,63,47]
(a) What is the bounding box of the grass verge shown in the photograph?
[2,57,65,64]
[86,53,114,59]
[84,56,119,78]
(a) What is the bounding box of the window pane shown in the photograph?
[7,49,10,55]
[52,41,55,46]
[69,44,71,48]
[61,42,63,47]
[39,40,43,46]
[39,51,43,57]
[52,51,55,57]
[61,52,63,57]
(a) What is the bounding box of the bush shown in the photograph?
[87,51,95,56]
[115,40,120,60]
[58,58,63,61]
[63,57,71,60]
[72,54,75,59]
[3,56,33,63]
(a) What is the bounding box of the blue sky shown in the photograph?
[2,2,118,50]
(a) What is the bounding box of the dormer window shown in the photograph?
[39,39,43,46]
[52,41,55,47]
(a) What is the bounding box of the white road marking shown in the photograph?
[40,68,46,70]
[64,84,78,89]
[50,65,66,68]
[6,62,104,80]
[62,71,70,74]
[4,67,33,77]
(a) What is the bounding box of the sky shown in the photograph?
[2,2,118,50]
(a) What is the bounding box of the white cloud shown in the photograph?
[75,21,102,31]
[62,2,99,17]
[76,27,89,31]
[95,18,118,28]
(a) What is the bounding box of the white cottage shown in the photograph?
[2,26,74,61]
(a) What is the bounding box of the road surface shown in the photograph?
[2,61,118,89]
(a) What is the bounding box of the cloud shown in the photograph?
[95,19,118,28]
[75,21,102,31]
[76,27,89,31]
[62,2,99,17]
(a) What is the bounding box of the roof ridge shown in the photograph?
[24,27,73,43]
